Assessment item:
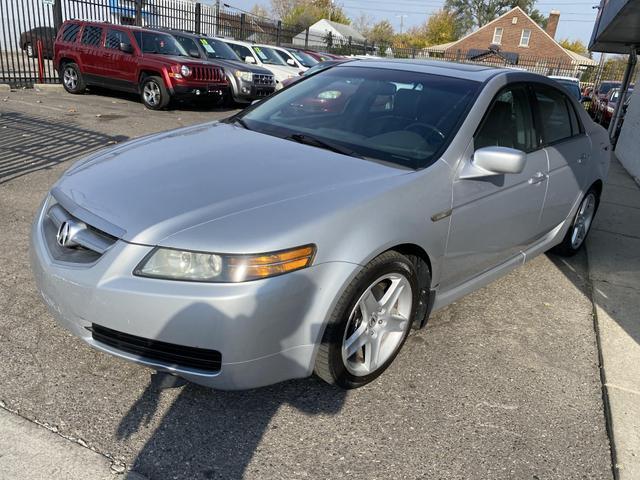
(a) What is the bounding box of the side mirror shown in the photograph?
[286,58,296,67]
[460,146,526,179]
[188,49,200,58]
[119,42,133,54]
[245,55,256,64]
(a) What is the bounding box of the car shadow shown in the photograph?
[114,276,347,480]
[83,86,242,113]
[0,111,128,185]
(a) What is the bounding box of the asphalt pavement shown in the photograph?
[0,88,613,480]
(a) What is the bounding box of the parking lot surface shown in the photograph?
[0,89,612,480]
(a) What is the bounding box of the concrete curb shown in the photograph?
[34,83,63,91]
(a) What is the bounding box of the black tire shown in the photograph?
[140,75,170,110]
[551,187,600,256]
[60,62,86,94]
[314,251,423,389]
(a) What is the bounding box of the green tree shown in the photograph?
[559,38,589,56]
[279,0,350,29]
[423,9,459,45]
[368,19,394,45]
[443,0,546,34]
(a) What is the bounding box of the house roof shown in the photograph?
[303,19,365,42]
[426,7,582,64]
[563,49,598,66]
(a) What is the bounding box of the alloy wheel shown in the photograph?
[571,192,597,249]
[341,273,413,376]
[143,81,161,106]
[63,67,77,90]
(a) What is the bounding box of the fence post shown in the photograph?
[348,36,352,55]
[304,27,309,48]
[363,39,367,56]
[412,47,416,59]
[194,3,201,34]
[327,31,333,49]
[135,0,143,27]
[276,21,282,46]
[240,13,246,39]
[214,0,220,36]
[53,0,63,31]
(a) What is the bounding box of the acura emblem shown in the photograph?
[56,220,79,248]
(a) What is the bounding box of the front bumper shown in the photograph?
[170,84,228,99]
[233,81,275,103]
[29,202,358,390]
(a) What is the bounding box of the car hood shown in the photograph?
[214,58,272,74]
[55,122,404,245]
[261,64,300,80]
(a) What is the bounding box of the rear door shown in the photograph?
[533,84,590,232]
[102,28,138,90]
[78,25,104,78]
[441,85,548,289]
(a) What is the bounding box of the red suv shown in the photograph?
[54,21,227,109]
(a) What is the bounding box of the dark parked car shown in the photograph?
[162,30,276,105]
[20,26,57,59]
[599,87,634,127]
[54,21,227,109]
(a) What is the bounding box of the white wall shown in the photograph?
[616,77,640,180]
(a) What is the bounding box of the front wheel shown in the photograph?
[552,188,600,256]
[140,76,170,110]
[314,251,422,389]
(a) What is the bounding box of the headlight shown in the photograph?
[180,65,192,77]
[234,70,253,82]
[134,245,316,282]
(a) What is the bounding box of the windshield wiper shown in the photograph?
[286,133,364,159]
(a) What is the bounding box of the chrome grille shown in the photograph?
[253,74,274,86]
[43,202,117,264]
[191,66,225,83]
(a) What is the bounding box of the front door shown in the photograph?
[103,28,138,90]
[440,85,548,290]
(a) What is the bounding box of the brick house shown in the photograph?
[424,7,596,76]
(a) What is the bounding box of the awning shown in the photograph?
[589,0,640,53]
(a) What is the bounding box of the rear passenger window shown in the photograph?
[105,29,129,50]
[475,86,537,152]
[81,26,103,47]
[534,86,573,144]
[175,36,199,56]
[61,23,80,43]
[566,99,582,136]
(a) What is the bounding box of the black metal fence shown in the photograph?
[0,0,635,88]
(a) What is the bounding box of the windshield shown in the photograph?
[599,82,619,95]
[134,31,187,56]
[287,49,318,67]
[252,46,287,66]
[200,37,239,60]
[237,66,480,169]
[553,79,581,101]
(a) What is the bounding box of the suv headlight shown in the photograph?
[134,245,316,283]
[180,65,192,77]
[234,70,253,82]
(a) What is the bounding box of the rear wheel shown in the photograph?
[552,187,600,256]
[140,76,170,110]
[61,63,86,94]
[314,251,422,389]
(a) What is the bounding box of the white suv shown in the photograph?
[220,39,299,88]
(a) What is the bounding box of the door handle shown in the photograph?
[528,172,547,185]
[577,153,588,164]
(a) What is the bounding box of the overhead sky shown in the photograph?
[215,0,599,46]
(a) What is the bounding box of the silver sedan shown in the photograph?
[30,60,610,390]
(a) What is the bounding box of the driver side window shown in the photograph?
[475,86,538,152]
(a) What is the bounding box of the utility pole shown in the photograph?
[214,0,221,37]
[396,14,408,34]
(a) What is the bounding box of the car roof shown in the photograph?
[548,75,580,82]
[336,58,532,82]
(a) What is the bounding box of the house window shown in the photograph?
[492,27,503,45]
[520,29,531,47]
